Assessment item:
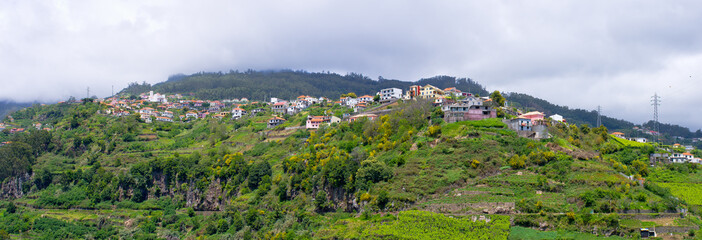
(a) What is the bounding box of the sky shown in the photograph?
[1,1,701,130]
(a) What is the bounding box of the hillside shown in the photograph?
[0,100,32,120]
[1,95,701,239]
[505,93,634,130]
[119,70,489,101]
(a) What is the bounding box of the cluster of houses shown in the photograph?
[405,84,567,139]
[3,85,567,141]
[102,91,253,123]
[612,131,702,165]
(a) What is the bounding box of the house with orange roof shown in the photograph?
[156,116,173,122]
[443,87,465,97]
[358,95,374,103]
[232,107,247,119]
[268,116,286,128]
[611,132,625,138]
[670,152,697,163]
[354,102,368,112]
[348,113,377,122]
[186,111,198,119]
[272,101,288,114]
[212,112,228,120]
[161,111,174,118]
[140,107,155,115]
[306,115,341,129]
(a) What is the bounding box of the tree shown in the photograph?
[5,202,16,214]
[315,190,328,211]
[373,95,380,102]
[490,91,506,107]
[248,160,272,189]
[509,155,526,169]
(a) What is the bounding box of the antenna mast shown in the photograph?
[597,105,602,127]
[651,93,661,143]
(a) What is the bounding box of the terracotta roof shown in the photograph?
[683,152,694,156]
[359,95,373,98]
[521,111,544,116]
[269,117,285,121]
[611,132,624,135]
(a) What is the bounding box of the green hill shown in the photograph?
[118,70,490,100]
[0,95,700,239]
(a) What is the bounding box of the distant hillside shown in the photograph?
[0,100,32,120]
[117,70,489,100]
[643,120,702,139]
[505,93,635,130]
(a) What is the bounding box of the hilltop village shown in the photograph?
[1,84,697,164]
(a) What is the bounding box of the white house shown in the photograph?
[358,95,374,103]
[186,111,198,119]
[148,91,167,103]
[549,114,565,122]
[231,107,247,119]
[670,152,696,163]
[380,88,402,102]
[162,111,174,118]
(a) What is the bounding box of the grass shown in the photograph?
[319,211,511,240]
[508,226,628,240]
[442,118,507,138]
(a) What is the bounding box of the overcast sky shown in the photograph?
[1,1,701,130]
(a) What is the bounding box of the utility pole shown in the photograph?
[112,85,114,97]
[597,105,602,127]
[651,93,661,143]
[87,87,90,99]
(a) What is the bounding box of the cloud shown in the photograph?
[1,1,701,130]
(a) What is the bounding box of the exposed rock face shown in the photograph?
[200,178,224,211]
[0,173,32,199]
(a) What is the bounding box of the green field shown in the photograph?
[658,182,702,205]
[320,211,511,240]
[508,226,627,240]
[609,135,651,148]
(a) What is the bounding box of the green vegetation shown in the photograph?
[657,182,702,205]
[0,87,699,238]
[509,226,626,240]
[121,71,489,101]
